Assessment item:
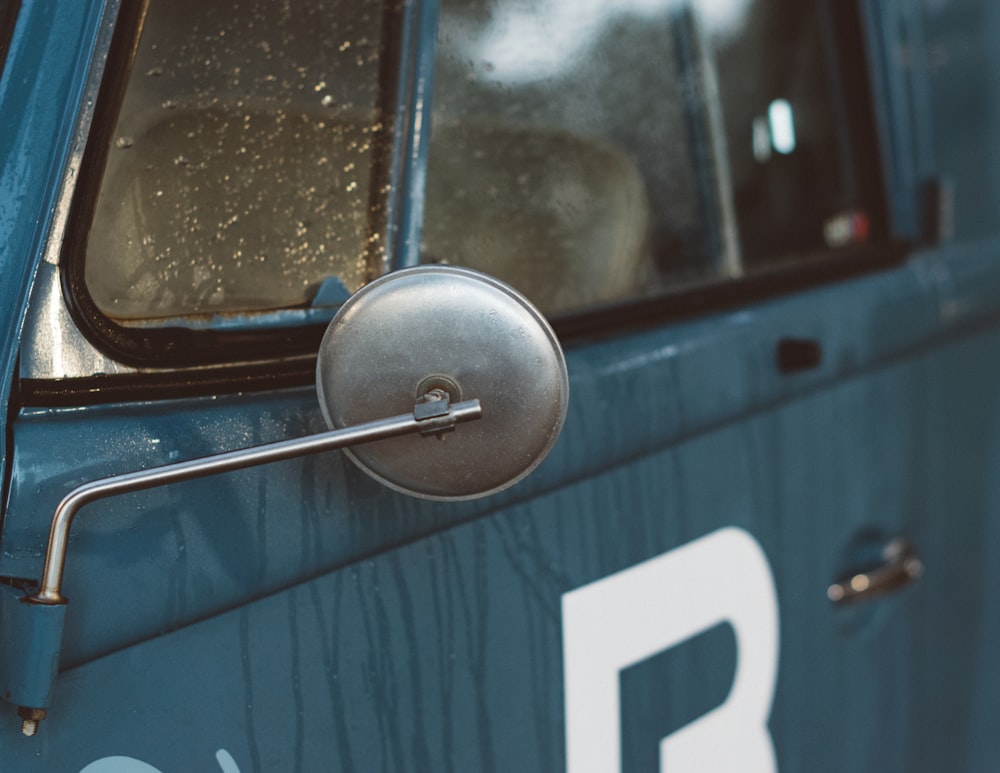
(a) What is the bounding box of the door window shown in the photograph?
[84,0,388,321]
[65,0,888,368]
[425,0,887,315]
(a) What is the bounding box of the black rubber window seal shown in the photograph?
[60,0,404,370]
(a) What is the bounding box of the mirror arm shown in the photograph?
[1,396,481,737]
[32,396,482,606]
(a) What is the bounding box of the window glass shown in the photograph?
[425,0,884,315]
[85,0,387,321]
[81,0,884,333]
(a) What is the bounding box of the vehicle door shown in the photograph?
[1,0,1000,771]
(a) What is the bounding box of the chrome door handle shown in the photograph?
[827,537,923,605]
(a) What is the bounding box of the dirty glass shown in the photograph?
[85,0,387,321]
[425,0,883,315]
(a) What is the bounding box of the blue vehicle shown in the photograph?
[1,0,1000,770]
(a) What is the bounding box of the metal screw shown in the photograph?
[17,707,45,737]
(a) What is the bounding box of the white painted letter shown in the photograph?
[563,527,779,773]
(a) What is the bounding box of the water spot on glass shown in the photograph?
[115,136,134,149]
[87,2,387,319]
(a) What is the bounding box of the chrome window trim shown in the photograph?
[20,0,135,381]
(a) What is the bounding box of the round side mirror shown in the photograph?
[316,266,569,500]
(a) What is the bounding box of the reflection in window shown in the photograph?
[768,99,797,155]
[425,0,884,314]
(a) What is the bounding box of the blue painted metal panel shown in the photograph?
[0,238,997,767]
[861,0,922,239]
[918,2,1000,241]
[392,0,439,270]
[0,250,946,669]
[4,0,1000,767]
[0,584,65,710]
[3,319,1000,770]
[0,0,109,472]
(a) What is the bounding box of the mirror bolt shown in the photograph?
[414,389,458,438]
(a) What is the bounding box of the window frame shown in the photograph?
[59,0,413,370]
[425,0,902,341]
[0,1,20,76]
[42,0,903,402]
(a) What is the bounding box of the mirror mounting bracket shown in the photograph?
[2,261,569,739]
[0,394,482,736]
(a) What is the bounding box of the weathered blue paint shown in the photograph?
[0,238,998,762]
[860,0,921,239]
[0,246,956,668]
[3,0,1000,769]
[0,0,110,475]
[391,0,439,270]
[0,584,65,710]
[3,314,1000,771]
[918,2,1000,242]
[0,237,996,671]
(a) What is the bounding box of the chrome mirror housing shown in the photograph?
[316,265,569,499]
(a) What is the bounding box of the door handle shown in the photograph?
[827,536,923,605]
